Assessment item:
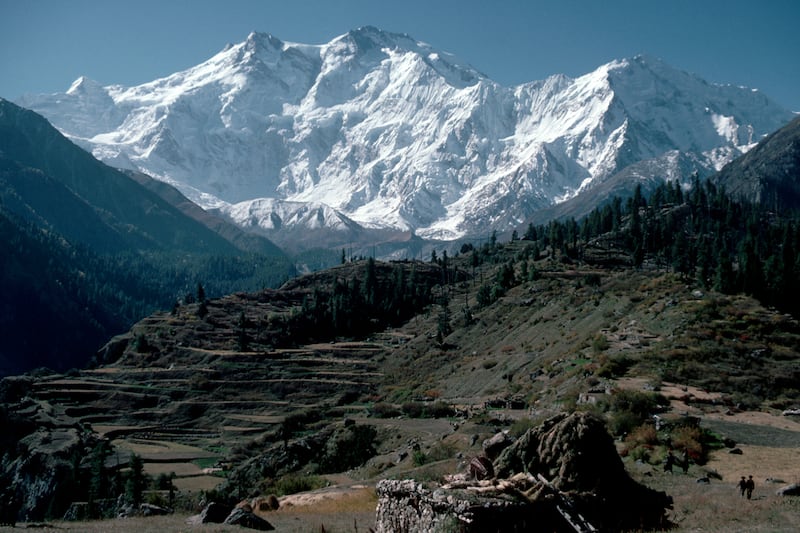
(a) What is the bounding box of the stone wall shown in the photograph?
[374,479,552,533]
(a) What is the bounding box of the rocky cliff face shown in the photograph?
[0,379,101,522]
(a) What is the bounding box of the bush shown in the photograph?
[628,445,652,463]
[602,389,668,437]
[401,402,424,418]
[607,389,669,418]
[401,401,454,418]
[269,474,327,496]
[509,417,537,439]
[592,334,610,353]
[625,423,659,448]
[371,402,401,418]
[670,425,703,459]
[412,449,429,466]
[317,424,377,473]
[622,423,660,462]
[608,410,643,437]
[426,401,455,418]
[667,423,727,465]
[596,354,634,377]
[412,442,455,467]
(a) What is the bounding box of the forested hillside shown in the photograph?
[518,177,800,317]
[0,100,294,376]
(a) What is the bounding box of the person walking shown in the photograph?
[737,476,747,497]
[664,451,675,473]
[745,475,755,499]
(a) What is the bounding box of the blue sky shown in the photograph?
[2,0,798,111]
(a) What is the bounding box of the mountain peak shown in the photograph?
[66,76,103,95]
[17,32,794,246]
[245,30,284,51]
[344,25,412,49]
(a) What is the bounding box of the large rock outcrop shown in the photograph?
[494,411,672,531]
[375,412,672,532]
[375,479,549,533]
[0,394,100,522]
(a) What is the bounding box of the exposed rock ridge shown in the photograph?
[375,412,672,532]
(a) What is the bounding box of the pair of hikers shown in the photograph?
[663,449,689,473]
[737,475,755,499]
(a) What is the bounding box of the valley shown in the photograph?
[1,22,799,532]
[3,234,800,530]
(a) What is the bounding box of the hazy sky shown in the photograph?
[2,0,798,111]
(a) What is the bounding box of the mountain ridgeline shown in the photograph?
[514,113,800,316]
[18,27,794,249]
[713,115,800,210]
[0,99,293,376]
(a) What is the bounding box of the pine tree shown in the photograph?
[739,239,763,296]
[436,288,451,341]
[125,453,146,506]
[524,223,537,240]
[363,257,377,308]
[714,250,735,294]
[89,440,110,505]
[237,311,249,351]
[197,282,205,303]
[695,236,714,288]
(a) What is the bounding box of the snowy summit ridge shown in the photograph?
[18,28,793,243]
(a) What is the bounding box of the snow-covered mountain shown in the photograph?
[18,26,793,244]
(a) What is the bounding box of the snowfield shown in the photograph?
[18,26,793,242]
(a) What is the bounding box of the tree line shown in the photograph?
[517,177,800,316]
[275,258,435,343]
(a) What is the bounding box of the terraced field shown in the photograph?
[25,338,393,492]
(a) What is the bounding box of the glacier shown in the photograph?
[17,26,794,245]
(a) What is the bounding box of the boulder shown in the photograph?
[61,502,90,522]
[482,431,511,459]
[188,501,233,524]
[468,456,494,480]
[139,503,172,516]
[253,494,280,511]
[776,483,800,496]
[224,507,275,530]
[494,411,673,531]
[377,413,673,532]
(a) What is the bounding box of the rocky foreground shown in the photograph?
[375,411,671,532]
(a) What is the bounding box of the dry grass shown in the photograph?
[112,439,218,461]
[1,515,240,532]
[705,445,800,484]
[2,489,378,533]
[627,455,800,533]
[144,462,205,477]
[172,475,225,492]
[252,486,378,533]
[663,478,800,532]
[8,476,797,533]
